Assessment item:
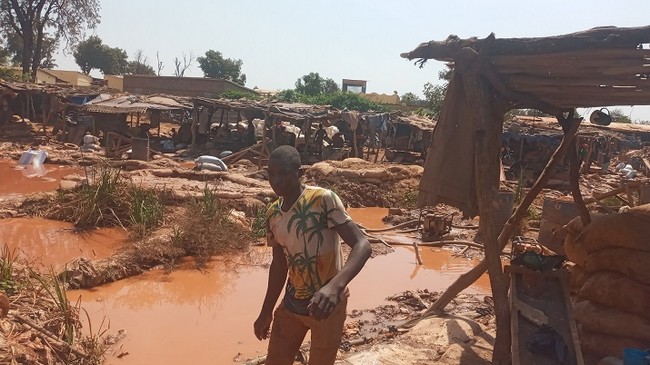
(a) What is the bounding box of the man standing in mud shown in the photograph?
[254,145,372,365]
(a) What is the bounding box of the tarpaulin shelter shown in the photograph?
[401,25,650,364]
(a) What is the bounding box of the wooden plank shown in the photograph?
[506,75,650,88]
[402,25,650,61]
[510,272,521,365]
[492,55,647,70]
[492,48,650,65]
[559,269,586,365]
[498,64,650,78]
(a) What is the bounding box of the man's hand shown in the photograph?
[308,282,343,320]
[254,312,273,340]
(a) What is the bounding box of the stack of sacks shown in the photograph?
[563,204,650,359]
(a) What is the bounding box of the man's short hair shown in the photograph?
[270,145,301,171]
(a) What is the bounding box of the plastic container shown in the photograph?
[623,348,650,365]
[198,162,224,171]
[18,150,47,166]
[195,156,227,171]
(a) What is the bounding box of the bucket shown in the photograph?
[475,190,515,243]
[538,196,579,254]
[131,138,150,161]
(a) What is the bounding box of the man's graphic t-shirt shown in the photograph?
[266,186,351,315]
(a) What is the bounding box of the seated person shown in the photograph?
[81,131,100,151]
[332,132,345,148]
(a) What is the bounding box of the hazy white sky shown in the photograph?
[55,0,650,121]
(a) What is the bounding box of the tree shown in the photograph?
[173,51,194,77]
[197,49,246,85]
[295,72,339,96]
[73,35,103,74]
[125,49,155,75]
[155,51,163,76]
[73,36,127,75]
[0,0,100,80]
[4,27,57,68]
[422,82,447,118]
[400,92,424,105]
[609,108,632,123]
[422,68,453,118]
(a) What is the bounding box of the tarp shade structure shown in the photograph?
[416,73,479,216]
[84,95,191,114]
[403,25,650,215]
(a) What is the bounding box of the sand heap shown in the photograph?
[306,158,423,185]
[563,204,650,359]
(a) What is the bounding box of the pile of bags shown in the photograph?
[563,204,650,359]
[306,158,423,185]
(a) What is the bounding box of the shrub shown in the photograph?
[174,185,250,267]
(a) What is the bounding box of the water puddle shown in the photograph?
[0,217,126,271]
[347,207,390,229]
[0,192,488,364]
[0,159,82,197]
[68,207,488,364]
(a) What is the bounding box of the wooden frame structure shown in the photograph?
[401,25,650,364]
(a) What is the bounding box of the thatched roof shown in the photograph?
[402,25,650,114]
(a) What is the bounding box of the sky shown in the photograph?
[54,0,650,122]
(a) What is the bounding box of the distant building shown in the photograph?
[361,92,400,105]
[7,68,93,87]
[42,69,93,87]
[342,79,367,94]
[104,75,124,91]
[123,75,258,98]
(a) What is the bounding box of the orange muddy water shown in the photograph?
[63,207,489,364]
[0,159,81,197]
[0,218,126,271]
[0,159,489,365]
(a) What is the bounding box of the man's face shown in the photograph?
[267,159,300,197]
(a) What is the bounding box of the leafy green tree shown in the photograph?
[322,78,339,94]
[197,49,246,85]
[73,35,104,74]
[400,92,424,105]
[125,49,155,75]
[73,36,128,75]
[295,72,339,96]
[0,0,100,80]
[421,68,453,118]
[103,47,128,75]
[609,108,632,123]
[4,27,57,68]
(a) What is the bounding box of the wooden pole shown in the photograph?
[462,64,511,364]
[404,112,582,326]
[558,112,591,225]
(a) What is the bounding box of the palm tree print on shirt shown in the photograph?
[268,188,346,299]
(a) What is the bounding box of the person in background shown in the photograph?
[254,146,371,365]
[332,131,345,149]
[81,131,100,151]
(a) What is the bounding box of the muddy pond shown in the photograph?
[0,161,490,364]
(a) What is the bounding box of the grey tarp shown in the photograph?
[417,74,478,217]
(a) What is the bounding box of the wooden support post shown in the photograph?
[405,109,582,331]
[559,112,591,226]
[466,75,511,364]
